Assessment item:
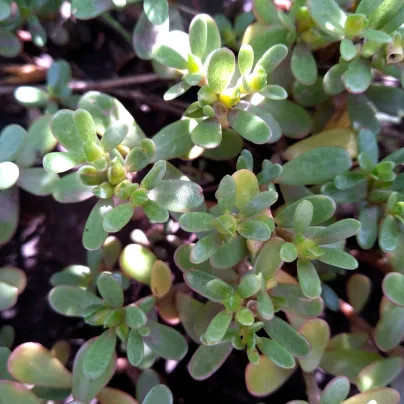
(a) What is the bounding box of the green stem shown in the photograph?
[100,13,133,47]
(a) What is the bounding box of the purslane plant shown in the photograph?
[2,0,404,403]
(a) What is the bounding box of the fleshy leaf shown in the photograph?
[347,274,371,313]
[278,147,352,185]
[297,259,321,299]
[383,272,404,307]
[8,343,71,388]
[143,385,173,404]
[320,376,350,404]
[206,48,235,94]
[291,44,318,86]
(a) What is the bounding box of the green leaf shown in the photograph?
[280,242,298,263]
[341,388,400,404]
[257,291,274,320]
[278,147,352,185]
[191,120,222,149]
[52,171,93,203]
[71,0,112,19]
[202,310,232,345]
[203,128,243,161]
[253,237,284,280]
[143,320,188,360]
[292,78,329,108]
[98,387,138,404]
[232,169,260,210]
[0,381,41,404]
[72,338,116,403]
[238,44,254,76]
[189,342,233,380]
[259,99,313,139]
[144,0,168,25]
[260,84,288,100]
[245,355,295,397]
[206,48,235,94]
[238,220,271,241]
[127,329,144,366]
[125,305,147,329]
[264,316,311,357]
[189,14,208,58]
[124,140,156,172]
[323,63,348,95]
[307,0,346,39]
[179,212,215,233]
[184,269,224,302]
[275,195,336,228]
[297,259,322,299]
[320,376,350,404]
[237,274,261,299]
[0,187,19,245]
[298,319,330,372]
[83,199,114,251]
[215,174,236,212]
[0,162,19,190]
[152,30,189,69]
[318,247,358,270]
[291,44,318,86]
[343,59,373,94]
[143,385,173,404]
[8,343,71,388]
[49,284,103,318]
[255,44,288,74]
[14,86,49,108]
[101,122,128,152]
[51,109,85,160]
[0,125,26,162]
[383,272,404,307]
[143,201,169,223]
[120,244,156,284]
[258,337,295,369]
[340,38,357,61]
[375,304,404,351]
[347,274,371,313]
[0,29,21,58]
[148,180,203,212]
[357,357,404,392]
[253,0,281,25]
[313,219,361,245]
[294,200,313,234]
[366,85,404,117]
[97,272,124,308]
[83,329,116,379]
[379,215,398,252]
[366,0,404,29]
[334,172,367,191]
[210,235,248,269]
[43,152,83,174]
[17,168,59,196]
[241,190,278,218]
[102,203,134,234]
[321,348,381,380]
[357,205,380,249]
[47,59,71,96]
[152,119,197,161]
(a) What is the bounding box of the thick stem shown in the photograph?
[303,371,321,404]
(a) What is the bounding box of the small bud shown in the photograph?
[138,325,151,337]
[386,32,404,64]
[107,158,127,185]
[140,138,156,156]
[83,142,104,162]
[116,323,130,343]
[243,69,267,93]
[213,214,238,238]
[187,53,204,74]
[85,308,111,326]
[131,188,149,207]
[114,179,132,200]
[78,165,106,186]
[198,86,218,106]
[344,14,368,37]
[219,87,240,108]
[295,6,315,33]
[92,182,115,199]
[104,308,124,327]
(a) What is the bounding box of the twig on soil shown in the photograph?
[303,371,321,404]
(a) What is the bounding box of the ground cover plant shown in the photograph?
[1,0,404,403]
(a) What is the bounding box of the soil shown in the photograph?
[0,2,402,403]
